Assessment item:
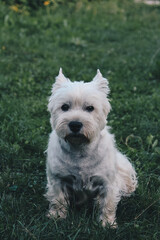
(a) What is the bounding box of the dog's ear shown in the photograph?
[56,68,69,84]
[51,68,70,93]
[93,69,110,95]
[48,68,70,114]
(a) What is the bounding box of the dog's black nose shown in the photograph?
[69,121,83,133]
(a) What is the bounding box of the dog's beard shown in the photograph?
[65,133,89,145]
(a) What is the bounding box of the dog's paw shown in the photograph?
[101,219,118,229]
[47,207,67,219]
[99,214,117,228]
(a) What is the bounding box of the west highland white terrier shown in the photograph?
[45,68,137,227]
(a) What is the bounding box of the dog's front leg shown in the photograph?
[98,187,120,228]
[45,179,68,219]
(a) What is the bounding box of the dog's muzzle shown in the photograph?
[65,121,89,145]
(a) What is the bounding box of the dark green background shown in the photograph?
[0,0,160,239]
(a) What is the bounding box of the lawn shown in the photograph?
[0,0,160,239]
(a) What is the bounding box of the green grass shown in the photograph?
[0,0,160,239]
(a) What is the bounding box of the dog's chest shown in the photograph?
[56,146,107,203]
[60,171,106,205]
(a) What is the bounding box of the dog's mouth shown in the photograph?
[65,133,89,145]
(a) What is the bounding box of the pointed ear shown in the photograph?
[51,68,70,93]
[93,69,110,95]
[48,68,70,113]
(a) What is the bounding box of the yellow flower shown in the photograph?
[44,1,50,6]
[10,5,19,12]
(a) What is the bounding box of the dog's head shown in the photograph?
[48,68,111,145]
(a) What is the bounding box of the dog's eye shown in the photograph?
[61,104,70,111]
[85,106,94,112]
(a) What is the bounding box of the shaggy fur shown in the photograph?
[45,69,137,227]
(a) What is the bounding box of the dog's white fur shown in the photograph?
[45,69,137,227]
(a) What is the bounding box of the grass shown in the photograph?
[0,0,160,239]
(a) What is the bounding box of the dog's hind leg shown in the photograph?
[116,151,138,196]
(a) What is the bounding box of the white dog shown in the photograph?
[45,68,137,227]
